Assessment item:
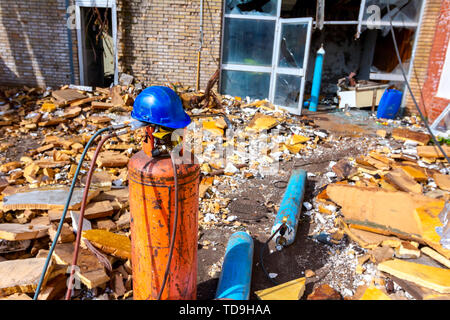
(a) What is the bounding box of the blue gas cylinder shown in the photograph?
[376,89,403,119]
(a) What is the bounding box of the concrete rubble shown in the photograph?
[0,82,449,300]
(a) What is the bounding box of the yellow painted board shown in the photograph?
[255,277,305,300]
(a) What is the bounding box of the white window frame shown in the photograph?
[75,0,118,86]
[220,1,313,115]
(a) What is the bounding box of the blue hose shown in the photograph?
[33,126,112,300]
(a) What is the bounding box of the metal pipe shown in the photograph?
[196,0,204,91]
[65,0,75,84]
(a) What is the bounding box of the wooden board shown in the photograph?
[91,101,114,110]
[96,151,129,168]
[327,184,442,238]
[378,259,450,293]
[392,128,430,145]
[0,258,53,297]
[37,274,67,300]
[385,168,423,194]
[433,173,450,192]
[0,293,33,300]
[0,223,49,241]
[359,285,392,300]
[417,145,450,158]
[255,277,305,300]
[94,187,129,203]
[52,89,87,104]
[50,201,114,223]
[420,247,450,268]
[82,229,131,260]
[53,243,109,289]
[1,187,100,212]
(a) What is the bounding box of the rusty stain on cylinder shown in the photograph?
[128,150,200,300]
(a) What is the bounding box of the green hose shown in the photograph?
[33,126,113,300]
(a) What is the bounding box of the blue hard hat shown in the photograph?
[131,86,191,129]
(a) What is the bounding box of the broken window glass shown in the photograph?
[273,74,301,109]
[222,18,276,67]
[362,0,422,36]
[225,0,278,16]
[278,23,308,69]
[221,70,271,100]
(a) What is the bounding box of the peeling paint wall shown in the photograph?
[418,0,450,121]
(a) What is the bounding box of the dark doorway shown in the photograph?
[80,7,114,87]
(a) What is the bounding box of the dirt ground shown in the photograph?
[196,110,381,300]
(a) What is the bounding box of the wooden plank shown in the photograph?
[417,145,450,158]
[69,95,105,108]
[53,243,109,289]
[255,277,305,300]
[433,173,450,192]
[91,101,114,110]
[0,258,53,297]
[0,223,49,241]
[1,187,100,212]
[385,168,423,194]
[327,184,441,238]
[52,89,87,104]
[389,274,450,300]
[0,293,33,300]
[392,128,430,145]
[359,285,392,300]
[96,151,129,168]
[421,247,450,268]
[37,274,67,300]
[82,229,131,260]
[378,259,450,293]
[82,201,115,220]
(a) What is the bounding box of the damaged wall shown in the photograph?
[404,0,445,119]
[417,0,450,121]
[0,0,221,89]
[0,0,79,87]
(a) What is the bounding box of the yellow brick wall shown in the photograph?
[116,0,223,89]
[404,0,443,115]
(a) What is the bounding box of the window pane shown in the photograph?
[225,0,278,16]
[363,0,422,24]
[278,23,308,69]
[274,74,301,108]
[221,70,271,100]
[223,18,276,66]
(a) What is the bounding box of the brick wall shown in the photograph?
[116,0,222,90]
[404,0,443,118]
[418,0,450,121]
[0,0,75,88]
[0,0,222,89]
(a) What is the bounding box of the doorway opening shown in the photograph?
[79,7,114,87]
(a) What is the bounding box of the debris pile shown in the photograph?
[300,126,450,300]
[0,80,449,301]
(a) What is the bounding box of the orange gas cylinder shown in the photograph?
[128,142,200,300]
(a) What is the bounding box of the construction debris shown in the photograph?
[0,258,53,297]
[255,277,305,300]
[0,81,449,301]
